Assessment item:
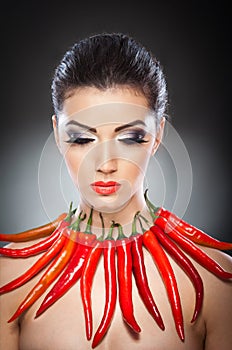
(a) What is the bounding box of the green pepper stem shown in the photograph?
[84,207,93,234]
[138,216,146,233]
[116,223,127,240]
[130,211,140,237]
[70,211,86,231]
[98,212,105,241]
[139,214,151,226]
[105,221,116,240]
[144,189,160,220]
[65,201,77,222]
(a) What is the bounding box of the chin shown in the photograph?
[81,191,130,214]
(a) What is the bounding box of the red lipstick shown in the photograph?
[91,181,121,195]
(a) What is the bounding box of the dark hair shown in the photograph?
[52,32,168,123]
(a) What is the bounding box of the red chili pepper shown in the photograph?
[116,223,141,334]
[130,214,164,330]
[158,219,232,280]
[92,222,117,348]
[160,210,232,250]
[144,189,232,250]
[35,210,96,318]
[0,204,76,258]
[80,241,102,340]
[7,214,86,323]
[0,212,67,242]
[80,210,105,341]
[150,224,204,323]
[143,228,185,341]
[0,230,66,295]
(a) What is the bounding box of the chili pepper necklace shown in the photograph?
[0,194,232,348]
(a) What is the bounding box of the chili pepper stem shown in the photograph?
[84,207,93,234]
[139,213,152,229]
[144,189,160,218]
[98,212,106,241]
[65,201,77,222]
[137,216,147,234]
[116,223,127,240]
[105,221,116,240]
[130,212,140,237]
[70,211,86,231]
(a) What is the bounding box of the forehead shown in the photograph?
[58,87,156,128]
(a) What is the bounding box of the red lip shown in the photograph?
[92,181,119,187]
[91,181,121,195]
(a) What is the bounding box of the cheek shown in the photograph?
[118,151,151,191]
[63,148,85,185]
[120,160,145,185]
[120,147,152,176]
[63,147,97,189]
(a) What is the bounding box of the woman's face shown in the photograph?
[53,86,165,213]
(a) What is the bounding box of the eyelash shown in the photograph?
[65,137,95,145]
[118,131,148,145]
[65,131,148,146]
[119,138,148,145]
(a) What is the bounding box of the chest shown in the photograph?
[18,253,206,350]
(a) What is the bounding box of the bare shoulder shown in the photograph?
[201,246,232,269]
[0,241,44,350]
[198,245,232,293]
[197,247,232,350]
[0,241,41,282]
[0,240,44,301]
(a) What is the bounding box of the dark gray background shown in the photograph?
[0,1,231,253]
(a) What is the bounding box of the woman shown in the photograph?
[0,32,231,350]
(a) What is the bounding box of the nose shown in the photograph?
[96,140,117,175]
[97,159,117,174]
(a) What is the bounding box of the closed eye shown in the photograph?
[65,137,95,145]
[118,130,149,145]
[119,138,149,145]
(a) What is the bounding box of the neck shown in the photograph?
[72,189,153,237]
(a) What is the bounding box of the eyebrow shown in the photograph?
[65,119,146,133]
[114,120,146,132]
[65,120,97,133]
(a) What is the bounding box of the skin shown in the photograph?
[0,86,232,349]
[53,86,164,228]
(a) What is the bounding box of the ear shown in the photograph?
[52,115,62,154]
[151,116,165,156]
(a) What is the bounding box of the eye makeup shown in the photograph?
[64,130,96,145]
[117,128,149,145]
[63,124,150,147]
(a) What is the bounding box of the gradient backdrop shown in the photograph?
[0,1,231,254]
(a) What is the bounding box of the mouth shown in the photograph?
[90,181,121,195]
